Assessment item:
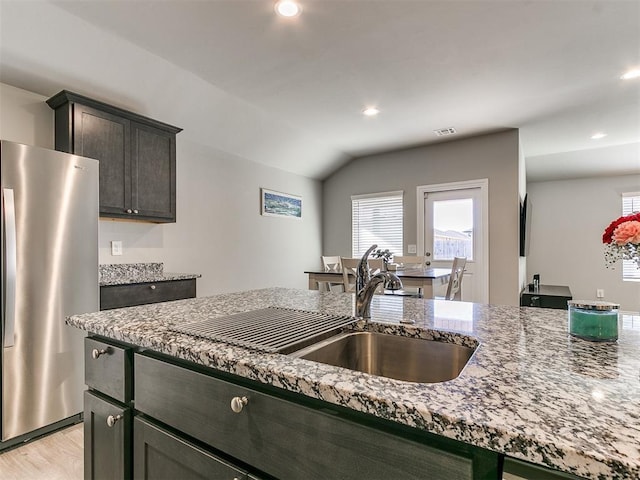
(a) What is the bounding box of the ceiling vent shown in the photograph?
[433,127,457,137]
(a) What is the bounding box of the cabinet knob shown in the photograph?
[150,285,156,290]
[133,209,139,214]
[230,396,248,413]
[91,348,109,359]
[106,414,123,427]
[126,209,132,214]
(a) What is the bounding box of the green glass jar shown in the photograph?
[568,301,620,342]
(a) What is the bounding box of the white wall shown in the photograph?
[1,83,323,296]
[323,130,522,306]
[527,175,640,311]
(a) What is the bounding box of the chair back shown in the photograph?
[367,258,384,274]
[319,255,344,292]
[340,257,360,292]
[392,255,426,269]
[341,257,385,293]
[321,256,342,272]
[444,257,467,300]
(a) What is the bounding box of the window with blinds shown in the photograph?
[622,192,640,281]
[351,191,403,258]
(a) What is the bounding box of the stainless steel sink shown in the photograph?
[290,331,475,383]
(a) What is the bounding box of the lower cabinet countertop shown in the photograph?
[67,288,640,480]
[98,262,200,286]
[99,272,201,287]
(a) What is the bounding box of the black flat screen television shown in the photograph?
[519,193,530,257]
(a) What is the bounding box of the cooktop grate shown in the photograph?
[169,307,356,353]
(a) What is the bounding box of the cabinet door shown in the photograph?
[131,121,176,222]
[72,104,132,217]
[84,391,131,480]
[133,417,247,480]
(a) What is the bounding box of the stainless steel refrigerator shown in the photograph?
[1,140,98,448]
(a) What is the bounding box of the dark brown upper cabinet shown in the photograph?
[47,91,182,223]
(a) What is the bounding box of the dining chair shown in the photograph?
[439,257,467,301]
[341,257,385,293]
[392,255,427,269]
[321,255,344,292]
[387,255,427,297]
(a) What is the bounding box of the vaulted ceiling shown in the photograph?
[1,0,638,181]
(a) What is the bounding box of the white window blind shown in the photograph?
[622,192,640,281]
[351,191,403,258]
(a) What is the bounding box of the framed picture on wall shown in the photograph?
[261,188,302,219]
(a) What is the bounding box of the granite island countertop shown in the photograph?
[67,288,640,479]
[99,262,201,286]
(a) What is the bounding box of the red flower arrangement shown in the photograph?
[603,212,640,268]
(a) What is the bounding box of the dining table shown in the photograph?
[304,267,452,299]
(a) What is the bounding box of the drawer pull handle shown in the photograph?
[133,209,139,214]
[106,414,123,427]
[230,396,248,413]
[150,285,156,290]
[91,348,109,359]
[126,209,132,214]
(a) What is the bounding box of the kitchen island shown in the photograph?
[67,288,640,480]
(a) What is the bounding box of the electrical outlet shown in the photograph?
[407,244,417,254]
[111,240,123,256]
[596,289,604,298]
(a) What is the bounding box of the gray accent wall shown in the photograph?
[323,130,521,306]
[527,175,640,311]
[1,83,323,296]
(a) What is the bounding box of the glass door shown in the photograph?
[423,187,485,302]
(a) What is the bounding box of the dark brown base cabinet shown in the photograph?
[84,337,134,479]
[100,279,197,310]
[134,353,499,480]
[84,392,132,480]
[133,417,250,480]
[85,336,504,480]
[47,90,181,223]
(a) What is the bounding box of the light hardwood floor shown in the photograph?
[0,424,83,480]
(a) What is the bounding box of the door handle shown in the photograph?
[2,188,17,348]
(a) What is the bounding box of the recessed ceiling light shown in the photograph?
[274,1,301,17]
[591,132,607,140]
[362,107,380,117]
[620,69,640,80]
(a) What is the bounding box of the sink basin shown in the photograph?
[290,331,475,383]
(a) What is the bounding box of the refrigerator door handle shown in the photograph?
[2,188,17,348]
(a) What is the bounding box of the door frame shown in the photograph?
[417,179,489,303]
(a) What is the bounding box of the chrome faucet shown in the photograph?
[355,245,403,320]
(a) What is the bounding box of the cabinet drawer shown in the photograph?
[133,417,248,480]
[135,354,476,480]
[85,338,132,403]
[84,392,131,480]
[100,279,196,310]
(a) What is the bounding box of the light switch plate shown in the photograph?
[111,240,123,256]
[407,244,417,254]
